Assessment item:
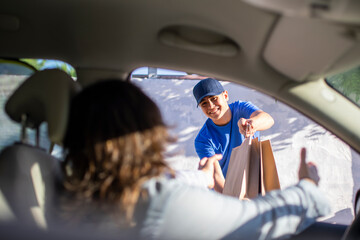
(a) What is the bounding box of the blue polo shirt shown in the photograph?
[194,101,259,177]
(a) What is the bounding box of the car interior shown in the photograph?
[0,68,80,228]
[0,0,359,239]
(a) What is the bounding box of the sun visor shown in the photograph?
[263,17,357,81]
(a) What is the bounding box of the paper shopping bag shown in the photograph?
[246,137,261,198]
[222,137,280,199]
[260,139,280,194]
[222,137,251,199]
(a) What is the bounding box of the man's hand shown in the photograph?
[199,154,225,192]
[238,118,254,137]
[238,110,274,138]
[298,148,320,185]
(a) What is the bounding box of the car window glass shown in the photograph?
[0,59,76,157]
[326,66,360,107]
[131,67,360,226]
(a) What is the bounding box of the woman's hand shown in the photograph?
[298,148,320,185]
[199,154,225,192]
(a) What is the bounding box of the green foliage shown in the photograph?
[56,62,77,78]
[20,58,76,78]
[21,59,46,70]
[327,67,360,106]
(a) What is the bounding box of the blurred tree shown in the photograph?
[21,58,76,78]
[327,66,360,105]
[56,62,76,78]
[21,59,46,70]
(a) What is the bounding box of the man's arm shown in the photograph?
[194,127,225,190]
[238,110,274,137]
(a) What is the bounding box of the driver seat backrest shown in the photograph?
[0,69,80,229]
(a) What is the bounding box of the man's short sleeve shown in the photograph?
[233,101,260,119]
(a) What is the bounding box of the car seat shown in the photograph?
[0,69,80,229]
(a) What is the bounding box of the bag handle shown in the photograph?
[246,123,252,144]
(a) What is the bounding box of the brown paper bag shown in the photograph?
[222,137,280,199]
[260,139,281,194]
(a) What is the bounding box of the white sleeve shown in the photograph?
[174,170,211,188]
[141,179,331,240]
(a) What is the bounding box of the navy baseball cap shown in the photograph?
[193,78,225,106]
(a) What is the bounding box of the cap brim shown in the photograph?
[196,91,223,107]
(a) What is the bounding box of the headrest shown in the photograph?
[5,69,81,145]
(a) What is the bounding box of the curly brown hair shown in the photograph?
[62,80,174,225]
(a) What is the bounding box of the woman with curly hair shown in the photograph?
[62,79,330,240]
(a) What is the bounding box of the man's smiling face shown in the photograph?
[199,91,230,125]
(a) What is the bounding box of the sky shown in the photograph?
[132,67,187,75]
